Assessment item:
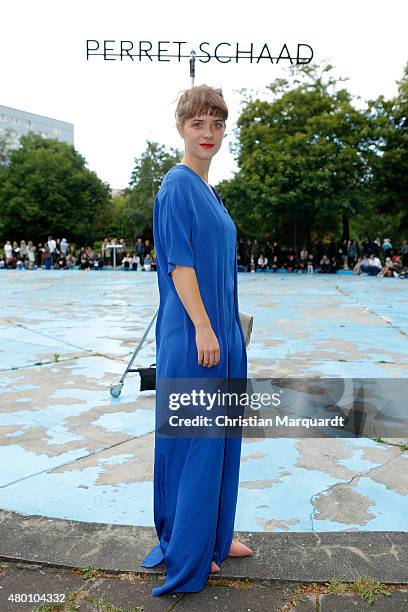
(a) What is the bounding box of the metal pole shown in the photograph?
[190,49,196,87]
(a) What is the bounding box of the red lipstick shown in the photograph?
[200,144,214,148]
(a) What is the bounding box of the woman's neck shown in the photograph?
[180,154,211,183]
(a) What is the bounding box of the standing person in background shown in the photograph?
[117,238,126,265]
[47,235,56,266]
[44,243,52,270]
[12,241,20,259]
[104,240,112,266]
[135,238,145,266]
[347,239,358,268]
[382,237,393,259]
[307,253,314,274]
[372,236,381,258]
[27,241,36,270]
[101,238,108,265]
[401,240,408,268]
[3,241,12,263]
[144,238,152,256]
[36,242,45,267]
[60,238,69,257]
[19,240,28,263]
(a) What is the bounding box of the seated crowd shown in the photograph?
[0,236,156,272]
[237,237,408,279]
[1,235,408,278]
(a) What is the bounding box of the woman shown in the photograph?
[141,85,252,595]
[27,241,36,270]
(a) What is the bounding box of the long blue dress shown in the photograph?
[140,162,248,596]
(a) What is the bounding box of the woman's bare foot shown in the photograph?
[211,561,220,573]
[228,539,253,557]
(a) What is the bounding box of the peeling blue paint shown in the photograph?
[0,271,407,531]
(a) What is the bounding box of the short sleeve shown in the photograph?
[157,181,195,276]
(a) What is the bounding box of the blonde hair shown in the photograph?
[175,84,228,126]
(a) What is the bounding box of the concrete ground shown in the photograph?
[0,270,407,610]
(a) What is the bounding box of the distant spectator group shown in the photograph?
[237,236,408,279]
[1,234,408,279]
[0,236,156,272]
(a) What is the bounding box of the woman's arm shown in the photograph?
[171,265,220,368]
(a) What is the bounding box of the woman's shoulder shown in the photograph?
[159,164,196,196]
[157,164,195,202]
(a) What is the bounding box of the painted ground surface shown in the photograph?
[0,270,407,532]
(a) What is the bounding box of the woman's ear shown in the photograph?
[176,122,184,139]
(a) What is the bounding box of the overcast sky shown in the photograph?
[2,0,407,189]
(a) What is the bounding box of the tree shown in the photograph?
[0,132,111,244]
[123,141,182,240]
[217,64,376,249]
[366,62,408,240]
[0,128,15,167]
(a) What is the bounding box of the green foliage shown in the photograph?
[2,62,407,248]
[217,62,408,247]
[0,132,111,244]
[366,63,408,236]
[123,140,182,240]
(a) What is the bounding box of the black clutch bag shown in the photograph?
[136,363,157,391]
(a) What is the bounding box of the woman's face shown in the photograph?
[177,112,226,161]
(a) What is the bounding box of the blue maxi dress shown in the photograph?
[140,162,248,596]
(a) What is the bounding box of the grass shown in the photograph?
[324,574,392,605]
[281,573,396,610]
[348,575,392,605]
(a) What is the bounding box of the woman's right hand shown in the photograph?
[195,323,220,368]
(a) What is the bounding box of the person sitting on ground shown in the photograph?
[353,256,365,275]
[93,253,104,270]
[131,253,141,271]
[319,254,330,273]
[360,253,382,276]
[79,248,89,270]
[143,253,153,271]
[378,257,395,278]
[392,255,404,277]
[271,254,279,272]
[121,253,132,270]
[286,253,296,272]
[56,253,67,269]
[257,254,268,271]
[65,254,76,269]
[329,256,338,273]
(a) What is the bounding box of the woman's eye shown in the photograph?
[192,123,223,128]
